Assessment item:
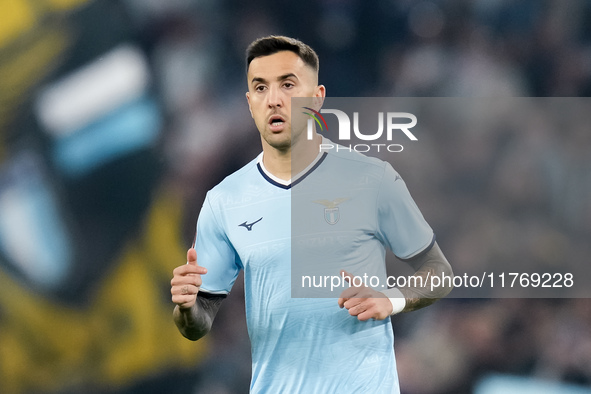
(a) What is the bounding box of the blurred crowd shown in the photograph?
[1,0,591,393]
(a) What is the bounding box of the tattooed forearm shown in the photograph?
[398,242,454,313]
[174,293,225,341]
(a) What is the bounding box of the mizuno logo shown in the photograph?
[239,217,263,231]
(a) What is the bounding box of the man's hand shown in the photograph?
[171,248,207,309]
[337,270,393,321]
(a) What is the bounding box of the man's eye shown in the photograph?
[283,82,294,88]
[256,85,267,92]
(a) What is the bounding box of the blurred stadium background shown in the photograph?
[0,0,590,393]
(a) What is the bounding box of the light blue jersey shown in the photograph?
[195,140,434,393]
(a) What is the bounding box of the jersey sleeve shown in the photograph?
[194,193,241,295]
[376,162,435,260]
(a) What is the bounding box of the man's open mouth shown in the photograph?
[269,115,285,126]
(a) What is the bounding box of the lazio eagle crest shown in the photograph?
[313,198,349,225]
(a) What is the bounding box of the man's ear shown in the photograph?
[245,92,253,118]
[312,85,326,111]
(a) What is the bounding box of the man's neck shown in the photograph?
[262,133,322,182]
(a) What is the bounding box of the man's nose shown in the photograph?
[267,85,283,108]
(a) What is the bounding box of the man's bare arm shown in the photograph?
[171,248,225,340]
[397,241,453,312]
[173,293,225,341]
[338,242,453,320]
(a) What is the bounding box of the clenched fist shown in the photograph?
[337,270,394,321]
[171,248,207,309]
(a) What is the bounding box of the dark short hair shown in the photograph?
[246,35,319,74]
